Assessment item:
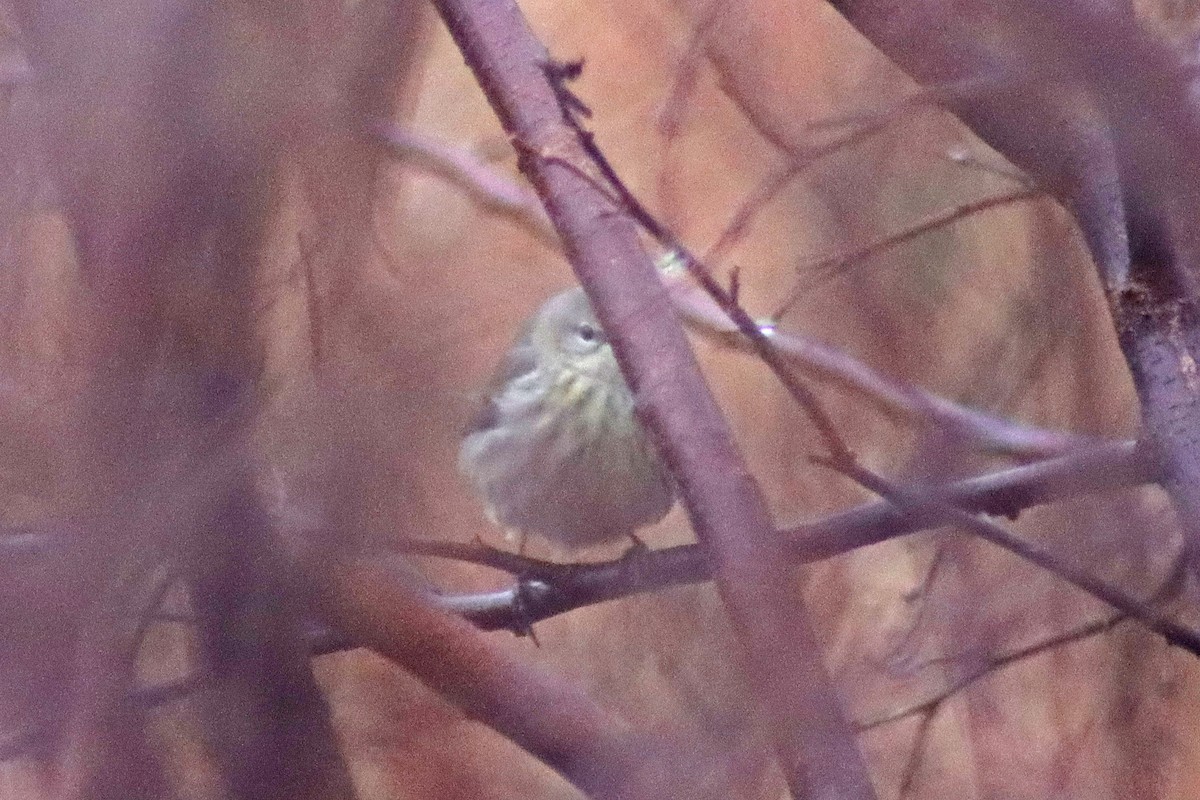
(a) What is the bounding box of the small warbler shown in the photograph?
[458,286,676,551]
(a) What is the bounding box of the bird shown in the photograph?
[458,286,675,552]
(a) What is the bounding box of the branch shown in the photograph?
[358,120,1090,459]
[13,1,362,795]
[787,187,1043,309]
[826,458,1200,655]
[315,560,740,800]
[389,440,1155,633]
[739,313,1091,458]
[856,614,1124,731]
[704,90,941,267]
[0,446,1161,693]
[547,131,1093,458]
[428,1,877,797]
[822,0,1200,582]
[708,121,1186,648]
[497,57,1091,469]
[56,589,168,800]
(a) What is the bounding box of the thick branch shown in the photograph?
[316,560,738,800]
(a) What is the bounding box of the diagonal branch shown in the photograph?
[428,1,877,797]
[366,122,1091,459]
[826,458,1200,654]
[315,560,741,800]
[784,187,1043,311]
[856,614,1125,732]
[370,119,559,247]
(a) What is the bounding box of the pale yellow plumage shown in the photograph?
[458,286,675,551]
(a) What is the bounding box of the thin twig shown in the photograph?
[856,614,1125,732]
[776,187,1043,318]
[705,107,922,268]
[370,119,559,247]
[124,565,177,670]
[895,708,937,799]
[883,547,949,675]
[559,113,1080,491]
[704,80,983,268]
[824,0,1200,589]
[556,114,1086,458]
[665,264,1096,458]
[546,97,857,463]
[655,0,723,141]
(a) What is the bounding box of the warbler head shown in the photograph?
[524,287,623,387]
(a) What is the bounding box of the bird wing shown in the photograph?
[464,328,539,435]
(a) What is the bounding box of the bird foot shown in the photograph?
[620,533,649,560]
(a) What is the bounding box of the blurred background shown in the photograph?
[0,0,1197,798]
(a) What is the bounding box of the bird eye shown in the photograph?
[576,322,598,343]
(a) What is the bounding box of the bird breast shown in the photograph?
[459,367,674,550]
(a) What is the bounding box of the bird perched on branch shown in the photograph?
[458,286,676,552]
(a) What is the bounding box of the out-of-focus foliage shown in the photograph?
[0,0,1198,798]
